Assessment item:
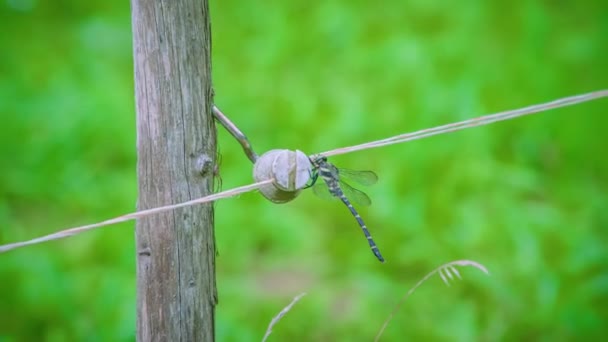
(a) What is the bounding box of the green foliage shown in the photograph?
[1,0,607,340]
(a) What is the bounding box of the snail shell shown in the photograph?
[253,149,312,203]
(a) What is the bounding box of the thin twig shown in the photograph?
[321,90,608,157]
[374,260,489,342]
[262,292,307,342]
[213,105,259,162]
[0,179,274,254]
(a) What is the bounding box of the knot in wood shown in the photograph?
[253,149,312,203]
[195,153,214,176]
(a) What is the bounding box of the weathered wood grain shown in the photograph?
[132,0,217,340]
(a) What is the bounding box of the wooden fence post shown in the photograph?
[132,0,217,340]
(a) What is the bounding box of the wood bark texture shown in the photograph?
[132,0,217,340]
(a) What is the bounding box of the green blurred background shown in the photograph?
[1,0,607,341]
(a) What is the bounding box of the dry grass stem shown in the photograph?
[262,292,307,342]
[374,260,490,341]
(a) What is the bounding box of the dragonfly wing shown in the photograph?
[339,180,372,206]
[312,181,337,201]
[338,169,378,186]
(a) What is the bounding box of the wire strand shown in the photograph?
[1,90,606,254]
[0,179,273,254]
[320,90,608,157]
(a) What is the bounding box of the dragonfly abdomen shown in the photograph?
[337,195,385,263]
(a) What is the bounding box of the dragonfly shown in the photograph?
[308,154,384,262]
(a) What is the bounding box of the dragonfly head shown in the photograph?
[304,154,327,189]
[309,154,327,168]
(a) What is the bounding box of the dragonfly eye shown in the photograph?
[309,154,327,166]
